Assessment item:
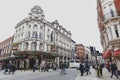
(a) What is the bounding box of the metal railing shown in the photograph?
[102,11,120,22]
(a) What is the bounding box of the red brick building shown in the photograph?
[75,44,85,62]
[97,0,120,74]
[0,36,13,68]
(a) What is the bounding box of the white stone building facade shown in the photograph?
[71,40,76,59]
[84,47,91,62]
[13,5,72,69]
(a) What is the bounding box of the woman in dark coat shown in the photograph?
[110,62,119,79]
[79,62,84,76]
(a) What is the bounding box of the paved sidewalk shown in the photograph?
[0,70,37,80]
[0,68,120,80]
[75,67,120,80]
[0,69,59,80]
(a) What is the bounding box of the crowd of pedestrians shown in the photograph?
[78,60,119,79]
[3,62,16,75]
[79,61,91,76]
[32,62,68,75]
[32,62,59,72]
[92,62,103,77]
[1,59,120,80]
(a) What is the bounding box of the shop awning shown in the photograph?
[102,50,111,59]
[102,53,108,59]
[113,49,120,56]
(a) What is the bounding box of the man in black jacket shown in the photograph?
[110,61,119,79]
[79,62,84,76]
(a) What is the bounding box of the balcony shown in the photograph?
[102,11,120,22]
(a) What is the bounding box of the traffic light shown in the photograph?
[96,50,100,56]
[90,46,94,54]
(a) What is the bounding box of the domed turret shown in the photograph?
[31,5,43,14]
[29,5,45,20]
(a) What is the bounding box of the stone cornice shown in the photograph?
[15,17,31,28]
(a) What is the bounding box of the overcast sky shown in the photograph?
[0,0,103,52]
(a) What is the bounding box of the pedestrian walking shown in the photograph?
[60,62,66,75]
[53,62,57,70]
[39,63,42,72]
[64,62,68,74]
[110,61,119,79]
[84,62,91,75]
[79,62,84,76]
[99,63,103,76]
[33,63,37,72]
[106,62,110,72]
[20,61,24,72]
[11,64,16,75]
[41,64,45,72]
[93,62,100,77]
[96,62,101,78]
[44,63,49,72]
[3,63,9,75]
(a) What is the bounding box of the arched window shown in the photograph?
[51,31,54,42]
[26,31,31,38]
[47,29,50,34]
[28,25,31,30]
[25,42,28,50]
[114,25,119,38]
[108,26,113,40]
[39,33,43,39]
[32,31,38,38]
[39,43,43,50]
[47,35,50,41]
[31,42,36,50]
[33,24,38,29]
[19,28,21,33]
[22,26,24,32]
[40,26,43,30]
[47,29,50,41]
